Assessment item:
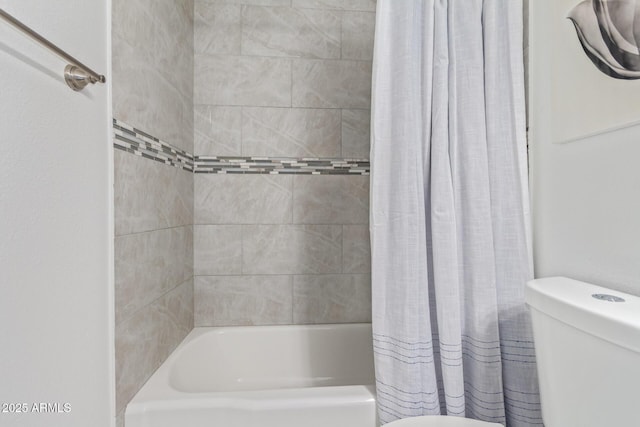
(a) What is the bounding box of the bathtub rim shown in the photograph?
[125,323,375,414]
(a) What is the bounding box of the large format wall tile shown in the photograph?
[195,174,292,224]
[113,0,194,152]
[195,54,291,106]
[243,225,342,274]
[293,274,371,323]
[195,2,241,55]
[113,63,193,152]
[115,151,193,236]
[194,225,243,275]
[242,6,341,59]
[292,59,372,108]
[115,226,193,324]
[293,175,369,224]
[115,279,193,413]
[342,109,371,158]
[341,11,375,60]
[195,275,293,326]
[242,107,341,157]
[195,105,243,156]
[342,225,370,274]
[190,0,376,330]
[292,0,376,11]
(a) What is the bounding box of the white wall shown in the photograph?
[529,0,640,296]
[0,1,114,426]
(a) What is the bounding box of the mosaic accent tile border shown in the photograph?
[113,119,194,171]
[112,119,370,175]
[194,156,369,175]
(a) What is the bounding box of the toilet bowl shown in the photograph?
[384,416,502,427]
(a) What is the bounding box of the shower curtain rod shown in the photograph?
[0,8,106,92]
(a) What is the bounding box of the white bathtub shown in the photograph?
[125,323,376,427]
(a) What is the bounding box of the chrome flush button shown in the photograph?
[592,294,626,303]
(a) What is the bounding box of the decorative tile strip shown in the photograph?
[194,156,370,175]
[112,119,194,172]
[112,119,370,175]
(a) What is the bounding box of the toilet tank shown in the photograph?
[525,277,640,427]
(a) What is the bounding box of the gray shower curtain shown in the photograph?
[369,1,542,426]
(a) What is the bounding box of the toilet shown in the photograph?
[385,416,501,426]
[526,277,640,427]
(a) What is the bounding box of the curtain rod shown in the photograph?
[0,8,106,92]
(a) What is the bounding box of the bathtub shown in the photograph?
[125,323,376,427]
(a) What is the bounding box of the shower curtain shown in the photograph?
[369,1,541,426]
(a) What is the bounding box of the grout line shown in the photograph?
[340,108,344,158]
[195,51,371,63]
[340,10,344,60]
[240,225,244,275]
[291,175,295,224]
[193,104,368,112]
[115,224,192,238]
[192,222,369,226]
[190,274,196,328]
[193,273,365,278]
[239,4,245,57]
[290,275,295,324]
[341,224,345,274]
[240,106,244,156]
[290,58,293,108]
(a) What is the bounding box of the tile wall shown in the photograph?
[193,0,375,326]
[113,0,194,152]
[111,1,375,423]
[112,0,194,425]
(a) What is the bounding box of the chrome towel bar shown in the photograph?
[0,8,106,92]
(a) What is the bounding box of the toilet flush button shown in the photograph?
[592,294,626,303]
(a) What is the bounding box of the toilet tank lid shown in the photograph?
[525,277,640,354]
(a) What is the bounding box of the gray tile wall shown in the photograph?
[114,153,195,416]
[112,0,195,422]
[194,0,374,159]
[112,2,373,421]
[193,0,375,327]
[113,0,195,153]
